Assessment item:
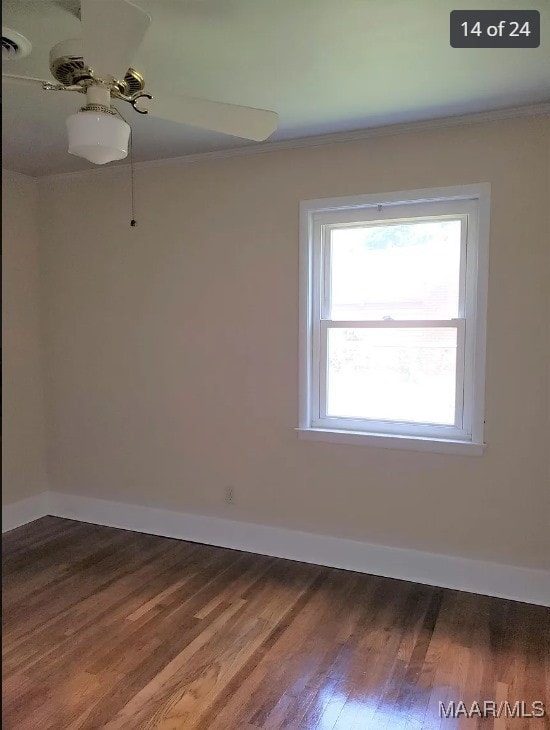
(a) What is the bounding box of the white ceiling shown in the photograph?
[2,0,549,176]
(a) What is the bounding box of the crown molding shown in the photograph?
[41,102,550,182]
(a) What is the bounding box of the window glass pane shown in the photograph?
[326,327,458,425]
[329,219,462,320]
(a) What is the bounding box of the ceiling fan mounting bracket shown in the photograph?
[130,94,152,115]
[39,66,154,116]
[113,91,153,114]
[50,39,146,96]
[42,81,81,92]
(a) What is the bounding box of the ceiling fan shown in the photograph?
[2,0,279,165]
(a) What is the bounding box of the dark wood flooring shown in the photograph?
[2,516,549,729]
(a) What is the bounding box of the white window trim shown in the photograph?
[298,184,490,455]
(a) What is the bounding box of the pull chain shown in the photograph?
[114,106,137,227]
[129,126,136,227]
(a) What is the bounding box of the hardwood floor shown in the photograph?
[2,517,549,729]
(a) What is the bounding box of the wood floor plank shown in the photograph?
[2,516,549,729]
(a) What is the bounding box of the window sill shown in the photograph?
[296,428,485,455]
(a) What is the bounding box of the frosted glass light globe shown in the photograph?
[66,111,130,165]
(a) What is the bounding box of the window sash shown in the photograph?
[309,201,477,441]
[312,198,476,227]
[313,319,467,439]
[320,212,469,321]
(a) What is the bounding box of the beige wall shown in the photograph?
[38,115,550,570]
[2,170,48,505]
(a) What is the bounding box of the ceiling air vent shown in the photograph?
[2,28,32,61]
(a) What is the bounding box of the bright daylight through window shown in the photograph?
[299,186,490,454]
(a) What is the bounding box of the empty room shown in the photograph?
[2,0,549,728]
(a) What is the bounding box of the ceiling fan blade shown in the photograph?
[81,0,151,82]
[2,74,53,87]
[142,94,279,142]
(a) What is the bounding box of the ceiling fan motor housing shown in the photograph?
[49,38,145,94]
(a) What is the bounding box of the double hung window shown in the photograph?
[299,185,489,454]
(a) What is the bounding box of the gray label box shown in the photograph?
[450,10,540,48]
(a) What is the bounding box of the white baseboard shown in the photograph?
[3,491,548,606]
[2,492,50,533]
[43,491,549,608]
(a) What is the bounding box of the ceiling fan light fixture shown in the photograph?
[66,110,130,165]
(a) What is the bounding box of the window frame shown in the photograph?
[298,184,490,455]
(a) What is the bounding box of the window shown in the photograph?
[298,185,490,454]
